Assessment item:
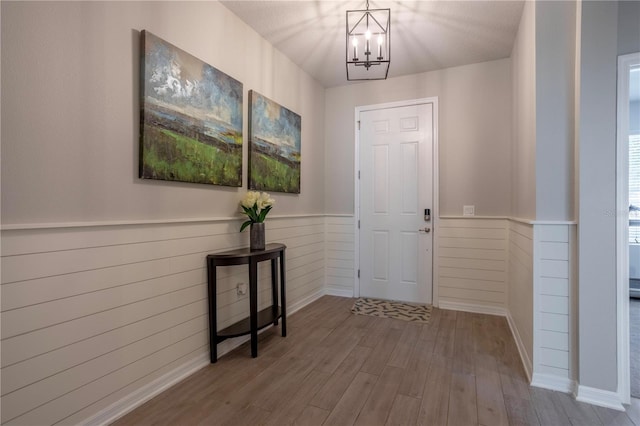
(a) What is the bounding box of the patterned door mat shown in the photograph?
[351,298,432,323]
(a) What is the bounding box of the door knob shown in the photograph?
[419,227,431,233]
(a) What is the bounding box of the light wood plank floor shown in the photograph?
[113,296,640,426]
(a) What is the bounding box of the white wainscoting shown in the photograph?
[325,215,355,297]
[437,218,508,314]
[0,215,325,425]
[531,223,577,393]
[1,212,585,424]
[507,219,534,380]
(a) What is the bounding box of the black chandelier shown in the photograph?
[346,0,390,81]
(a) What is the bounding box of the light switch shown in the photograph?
[463,205,475,216]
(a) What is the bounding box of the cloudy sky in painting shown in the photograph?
[143,31,242,129]
[250,92,301,151]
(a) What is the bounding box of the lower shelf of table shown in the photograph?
[215,306,282,341]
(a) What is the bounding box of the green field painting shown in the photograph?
[248,91,301,193]
[139,31,242,186]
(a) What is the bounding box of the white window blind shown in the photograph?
[630,134,640,243]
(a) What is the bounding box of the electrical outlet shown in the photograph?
[463,205,475,216]
[236,282,248,296]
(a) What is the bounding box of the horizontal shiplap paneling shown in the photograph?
[539,347,569,370]
[437,218,508,311]
[0,216,325,425]
[508,220,534,374]
[325,216,355,297]
[533,224,575,382]
[540,312,569,333]
[539,330,570,351]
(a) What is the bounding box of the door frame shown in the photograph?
[353,97,439,304]
[616,52,638,405]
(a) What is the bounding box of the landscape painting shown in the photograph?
[249,91,301,193]
[139,30,242,186]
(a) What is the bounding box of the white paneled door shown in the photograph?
[359,103,434,304]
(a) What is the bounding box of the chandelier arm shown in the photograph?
[348,12,368,34]
[367,13,388,33]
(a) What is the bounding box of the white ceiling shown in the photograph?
[221,0,526,88]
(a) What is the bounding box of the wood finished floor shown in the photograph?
[113,296,640,426]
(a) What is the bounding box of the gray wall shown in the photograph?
[510,0,537,220]
[618,1,640,56]
[576,0,640,395]
[578,0,619,393]
[535,0,576,222]
[1,1,326,226]
[324,59,513,217]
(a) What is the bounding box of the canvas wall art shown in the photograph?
[139,30,243,186]
[249,91,301,193]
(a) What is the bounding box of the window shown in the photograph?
[630,134,640,243]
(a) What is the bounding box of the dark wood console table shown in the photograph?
[206,243,286,363]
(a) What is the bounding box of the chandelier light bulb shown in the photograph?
[365,29,371,56]
[377,34,383,45]
[352,36,359,60]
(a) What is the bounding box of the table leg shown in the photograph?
[207,259,218,363]
[271,258,279,325]
[249,258,258,358]
[279,251,287,337]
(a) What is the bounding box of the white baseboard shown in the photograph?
[576,385,625,411]
[325,286,354,298]
[84,352,210,426]
[531,373,576,394]
[506,311,533,383]
[288,288,327,313]
[84,288,326,425]
[438,300,507,317]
